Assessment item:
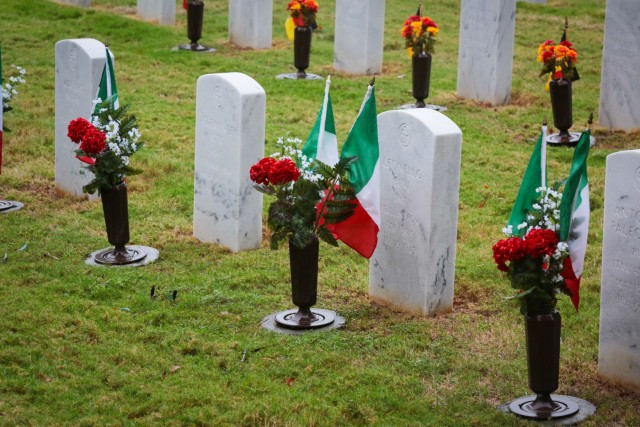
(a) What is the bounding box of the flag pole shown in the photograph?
[541,118,548,188]
[317,75,331,156]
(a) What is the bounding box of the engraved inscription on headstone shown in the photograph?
[370,109,462,316]
[598,149,640,393]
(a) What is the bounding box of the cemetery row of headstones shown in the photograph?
[58,0,640,131]
[51,34,639,394]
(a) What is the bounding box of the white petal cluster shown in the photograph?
[1,65,27,111]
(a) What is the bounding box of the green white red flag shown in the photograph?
[330,81,380,258]
[506,126,548,235]
[559,130,591,311]
[302,76,339,167]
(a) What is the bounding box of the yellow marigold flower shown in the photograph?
[427,26,438,36]
[545,73,551,92]
[411,21,422,33]
[289,3,301,10]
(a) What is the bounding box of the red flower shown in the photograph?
[292,16,305,27]
[492,237,526,272]
[250,157,277,185]
[67,117,93,144]
[79,127,107,155]
[560,40,573,48]
[524,228,559,259]
[269,158,300,185]
[553,70,563,79]
[402,25,413,38]
[541,49,554,62]
[543,39,554,46]
[422,17,437,28]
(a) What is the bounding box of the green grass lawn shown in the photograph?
[1,0,639,425]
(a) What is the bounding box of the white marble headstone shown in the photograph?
[370,109,462,316]
[598,150,640,393]
[55,38,107,197]
[59,0,91,6]
[333,0,385,75]
[193,73,265,252]
[456,0,516,105]
[598,1,640,130]
[137,0,176,26]
[228,0,273,49]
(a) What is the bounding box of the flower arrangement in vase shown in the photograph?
[67,98,146,265]
[401,12,438,108]
[493,185,585,420]
[250,136,356,329]
[286,0,319,78]
[537,34,579,144]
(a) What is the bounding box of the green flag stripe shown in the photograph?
[507,131,546,235]
[559,130,590,241]
[302,93,334,160]
[340,87,378,193]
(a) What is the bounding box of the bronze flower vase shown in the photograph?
[294,26,312,79]
[273,236,336,330]
[549,78,573,144]
[178,0,214,52]
[94,183,147,265]
[508,311,580,420]
[412,51,432,108]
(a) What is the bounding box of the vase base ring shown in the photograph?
[175,44,216,53]
[398,103,447,112]
[509,394,579,420]
[0,200,23,213]
[276,72,323,80]
[545,132,581,146]
[94,246,148,265]
[274,308,335,330]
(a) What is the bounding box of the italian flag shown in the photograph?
[302,76,339,167]
[0,46,4,175]
[331,81,380,258]
[506,126,548,235]
[94,46,118,114]
[559,130,591,311]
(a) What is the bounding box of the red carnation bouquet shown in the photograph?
[249,136,356,250]
[67,99,143,195]
[492,186,573,315]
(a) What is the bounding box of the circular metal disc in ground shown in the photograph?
[509,395,580,420]
[398,103,448,112]
[173,44,216,53]
[94,247,148,265]
[0,200,23,213]
[276,72,323,80]
[262,309,345,335]
[86,245,159,267]
[545,132,582,146]
[274,308,335,329]
[499,395,595,425]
